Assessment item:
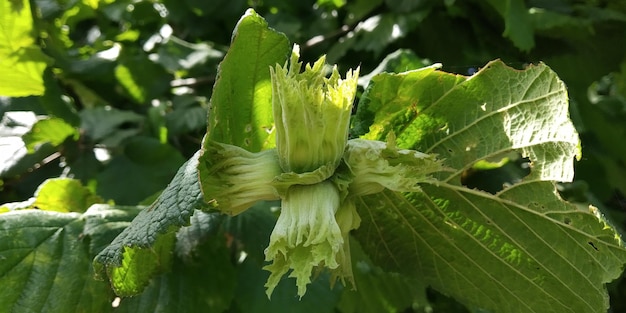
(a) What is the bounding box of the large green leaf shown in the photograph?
[353,60,626,313]
[207,8,290,152]
[93,152,206,296]
[0,0,51,97]
[113,211,235,313]
[0,204,140,312]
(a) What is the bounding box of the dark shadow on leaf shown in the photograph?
[461,153,531,194]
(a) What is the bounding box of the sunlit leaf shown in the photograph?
[22,117,78,153]
[32,178,102,213]
[207,8,290,151]
[0,0,51,97]
[353,60,626,313]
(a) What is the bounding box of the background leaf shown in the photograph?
[206,8,290,151]
[0,0,51,96]
[31,178,102,213]
[22,117,78,153]
[485,0,535,51]
[353,60,626,313]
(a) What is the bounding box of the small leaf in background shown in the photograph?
[207,8,291,151]
[94,152,205,296]
[485,0,534,51]
[327,12,428,62]
[79,107,144,147]
[356,49,432,88]
[22,117,78,153]
[165,95,208,135]
[154,36,224,73]
[32,178,102,213]
[0,205,139,313]
[0,0,52,97]
[353,61,626,313]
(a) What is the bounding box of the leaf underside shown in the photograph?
[353,60,626,313]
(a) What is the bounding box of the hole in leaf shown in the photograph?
[461,152,530,194]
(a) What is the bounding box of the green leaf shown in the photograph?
[79,107,144,147]
[22,117,78,153]
[316,0,346,9]
[165,95,208,135]
[0,0,51,97]
[39,69,81,127]
[356,49,432,91]
[154,36,224,72]
[207,8,290,151]
[93,151,206,296]
[353,61,626,312]
[0,205,140,312]
[485,0,534,51]
[31,178,102,213]
[114,211,235,313]
[83,204,144,256]
[529,8,592,33]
